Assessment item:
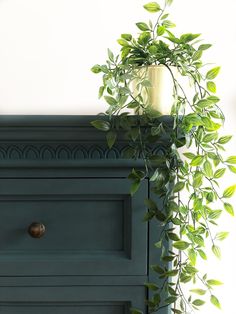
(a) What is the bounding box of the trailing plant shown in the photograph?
[91,1,235,313]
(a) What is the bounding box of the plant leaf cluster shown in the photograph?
[91,1,235,313]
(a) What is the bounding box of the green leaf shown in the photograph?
[190,289,206,295]
[226,156,236,164]
[144,198,157,210]
[207,81,216,93]
[218,135,232,144]
[224,202,234,216]
[121,47,131,59]
[193,197,203,211]
[150,169,159,181]
[155,209,166,222]
[151,264,165,274]
[165,296,178,304]
[143,210,155,221]
[127,101,139,109]
[91,120,110,131]
[180,33,201,43]
[165,0,173,5]
[130,308,143,314]
[214,168,226,179]
[157,25,166,36]
[206,66,221,80]
[171,309,182,314]
[185,265,198,274]
[206,192,214,203]
[210,295,221,309]
[207,95,220,103]
[165,269,178,277]
[107,48,114,61]
[208,209,222,220]
[198,249,207,260]
[203,160,213,177]
[168,232,180,241]
[173,241,190,250]
[117,39,130,47]
[229,165,236,173]
[130,181,141,196]
[106,131,117,149]
[173,181,185,193]
[192,299,205,306]
[143,2,161,12]
[180,274,192,283]
[99,65,109,73]
[190,155,204,166]
[172,218,182,225]
[162,14,169,20]
[183,152,195,159]
[136,22,150,31]
[121,33,132,41]
[192,50,202,61]
[163,20,176,28]
[144,282,159,291]
[203,133,218,143]
[98,86,105,99]
[193,173,203,188]
[202,116,221,131]
[104,96,117,106]
[207,279,223,286]
[212,244,221,259]
[196,99,214,108]
[165,36,180,44]
[138,32,151,45]
[129,168,145,180]
[148,45,158,54]
[141,79,152,87]
[215,231,229,241]
[198,44,212,50]
[154,240,162,248]
[91,64,101,73]
[223,184,236,198]
[122,147,135,158]
[188,248,197,266]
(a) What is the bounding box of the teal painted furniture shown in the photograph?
[0,116,171,314]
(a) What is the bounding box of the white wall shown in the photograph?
[0,0,235,312]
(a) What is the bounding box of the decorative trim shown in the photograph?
[0,144,168,161]
[0,115,172,162]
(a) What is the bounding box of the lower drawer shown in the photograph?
[0,286,146,314]
[0,302,128,314]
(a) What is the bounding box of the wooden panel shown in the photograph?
[0,286,146,313]
[0,197,126,252]
[0,302,128,314]
[0,178,148,276]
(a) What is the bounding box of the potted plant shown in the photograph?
[91,1,235,313]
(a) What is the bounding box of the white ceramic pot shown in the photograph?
[132,64,177,115]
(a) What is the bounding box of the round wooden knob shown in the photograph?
[28,222,46,238]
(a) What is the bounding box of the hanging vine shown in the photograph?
[91,1,235,313]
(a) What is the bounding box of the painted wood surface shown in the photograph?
[0,116,172,313]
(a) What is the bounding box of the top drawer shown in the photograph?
[0,178,147,276]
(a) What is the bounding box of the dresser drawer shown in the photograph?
[0,285,146,314]
[0,178,147,276]
[0,304,127,314]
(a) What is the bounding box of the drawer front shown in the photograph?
[0,178,147,276]
[0,286,146,314]
[0,303,128,314]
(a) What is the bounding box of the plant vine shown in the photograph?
[91,1,235,313]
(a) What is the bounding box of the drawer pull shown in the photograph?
[28,222,46,238]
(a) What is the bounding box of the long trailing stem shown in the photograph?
[91,1,234,313]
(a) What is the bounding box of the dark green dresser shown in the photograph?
[0,116,170,314]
